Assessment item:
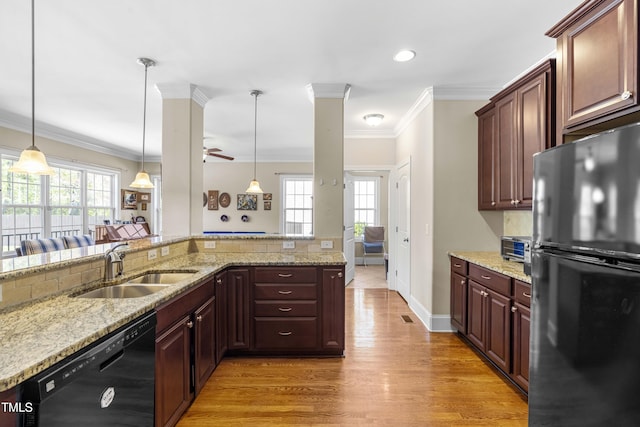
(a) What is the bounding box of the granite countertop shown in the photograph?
[448,251,531,284]
[0,251,345,392]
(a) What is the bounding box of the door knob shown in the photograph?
[403,238,409,242]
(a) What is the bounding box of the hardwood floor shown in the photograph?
[177,289,528,426]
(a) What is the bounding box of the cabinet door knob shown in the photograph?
[460,280,465,285]
[196,315,203,322]
[514,199,520,205]
[186,320,194,329]
[622,90,633,100]
[511,306,518,313]
[338,272,343,278]
[491,201,496,206]
[216,278,222,284]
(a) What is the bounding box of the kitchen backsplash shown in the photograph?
[503,211,532,236]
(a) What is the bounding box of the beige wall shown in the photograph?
[202,161,312,233]
[344,138,396,167]
[395,97,505,327]
[0,126,155,226]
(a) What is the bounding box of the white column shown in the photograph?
[307,83,350,238]
[156,83,209,236]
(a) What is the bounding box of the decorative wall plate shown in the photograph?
[219,192,231,208]
[220,214,229,222]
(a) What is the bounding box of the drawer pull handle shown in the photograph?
[278,331,293,336]
[454,263,462,268]
[523,292,531,298]
[278,307,293,312]
[278,290,293,295]
[481,275,491,280]
[278,273,293,278]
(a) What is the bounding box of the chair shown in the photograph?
[362,226,385,266]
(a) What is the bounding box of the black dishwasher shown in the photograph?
[22,311,156,427]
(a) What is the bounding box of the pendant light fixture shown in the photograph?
[246,89,264,194]
[9,0,54,175]
[130,57,156,189]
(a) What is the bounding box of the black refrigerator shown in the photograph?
[529,122,640,426]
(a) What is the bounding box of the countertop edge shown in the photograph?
[448,251,531,284]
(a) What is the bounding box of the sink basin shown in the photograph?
[126,271,196,284]
[76,284,170,299]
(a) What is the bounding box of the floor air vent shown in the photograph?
[401,314,414,323]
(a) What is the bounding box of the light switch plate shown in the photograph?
[148,249,158,260]
[282,241,295,249]
[321,240,334,249]
[161,246,170,256]
[204,241,216,249]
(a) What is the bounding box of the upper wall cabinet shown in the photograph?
[476,60,555,210]
[547,0,638,141]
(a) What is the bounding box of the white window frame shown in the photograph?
[353,176,380,241]
[279,174,313,236]
[1,150,120,257]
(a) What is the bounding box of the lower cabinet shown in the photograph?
[227,268,251,350]
[450,256,529,394]
[511,279,531,391]
[155,279,215,427]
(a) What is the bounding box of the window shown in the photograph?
[281,175,313,236]
[1,153,118,255]
[353,177,380,238]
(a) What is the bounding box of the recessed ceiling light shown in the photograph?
[363,114,384,126]
[393,50,416,62]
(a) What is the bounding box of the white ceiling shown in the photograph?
[0,1,579,163]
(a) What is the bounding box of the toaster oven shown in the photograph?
[501,236,531,264]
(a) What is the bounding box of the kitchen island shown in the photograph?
[0,235,345,393]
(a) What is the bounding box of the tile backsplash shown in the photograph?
[503,211,533,236]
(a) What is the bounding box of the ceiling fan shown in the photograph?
[203,146,234,162]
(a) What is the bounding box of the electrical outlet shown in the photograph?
[321,240,334,249]
[161,246,170,256]
[282,241,295,249]
[147,249,158,260]
[204,241,216,249]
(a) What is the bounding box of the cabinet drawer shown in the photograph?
[450,257,468,275]
[156,280,214,333]
[254,283,317,300]
[468,264,510,296]
[254,267,317,283]
[514,280,532,308]
[254,300,317,317]
[254,318,318,349]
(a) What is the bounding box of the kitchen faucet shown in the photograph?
[104,243,128,281]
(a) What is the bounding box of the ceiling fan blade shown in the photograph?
[210,153,234,161]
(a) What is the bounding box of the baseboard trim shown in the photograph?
[407,295,455,332]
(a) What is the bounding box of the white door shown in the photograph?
[343,172,355,285]
[396,162,411,301]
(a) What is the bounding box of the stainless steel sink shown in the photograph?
[126,271,196,284]
[76,284,171,299]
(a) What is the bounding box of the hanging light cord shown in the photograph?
[141,61,149,171]
[253,91,258,180]
[30,0,35,149]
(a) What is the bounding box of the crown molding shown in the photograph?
[155,83,210,108]
[432,86,500,100]
[306,83,351,103]
[0,109,142,161]
[394,87,433,137]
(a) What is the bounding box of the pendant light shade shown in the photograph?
[246,90,264,194]
[130,57,155,189]
[9,0,54,176]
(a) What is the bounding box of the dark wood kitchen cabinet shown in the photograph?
[511,280,531,392]
[227,268,250,351]
[252,266,345,355]
[450,257,468,333]
[547,0,638,141]
[476,60,554,210]
[214,270,228,365]
[155,279,215,427]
